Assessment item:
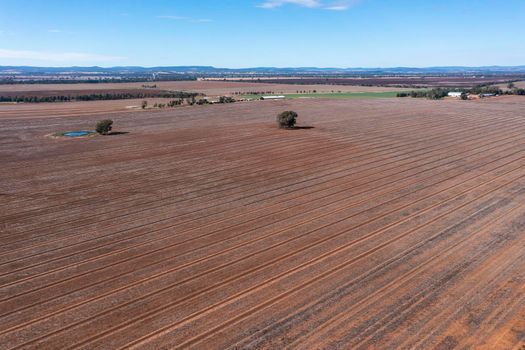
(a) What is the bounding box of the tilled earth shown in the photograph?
[1,97,525,349]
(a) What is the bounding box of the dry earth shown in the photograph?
[0,80,407,96]
[0,99,184,119]
[496,81,525,90]
[222,76,525,88]
[1,96,525,349]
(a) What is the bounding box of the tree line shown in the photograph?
[398,85,525,100]
[0,91,200,103]
[0,76,197,85]
[230,91,276,96]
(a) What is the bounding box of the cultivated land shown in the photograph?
[232,76,525,88]
[1,96,525,349]
[0,80,407,96]
[0,80,410,117]
[242,91,402,100]
[0,99,183,119]
[496,80,525,90]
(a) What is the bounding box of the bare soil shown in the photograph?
[0,88,171,98]
[234,76,525,88]
[1,96,525,349]
[0,80,408,96]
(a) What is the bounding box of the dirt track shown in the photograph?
[1,97,525,349]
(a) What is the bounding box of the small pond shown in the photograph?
[62,130,95,137]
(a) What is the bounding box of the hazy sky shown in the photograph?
[0,0,524,67]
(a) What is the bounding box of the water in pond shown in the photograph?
[63,131,93,137]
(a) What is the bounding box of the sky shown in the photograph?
[0,0,524,68]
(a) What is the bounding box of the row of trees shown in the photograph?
[0,91,200,103]
[230,91,275,95]
[0,76,197,85]
[142,99,184,109]
[398,85,525,100]
[397,88,451,100]
[140,95,237,110]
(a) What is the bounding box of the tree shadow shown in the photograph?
[107,131,130,136]
[290,126,315,130]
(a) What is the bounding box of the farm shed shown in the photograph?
[261,95,285,100]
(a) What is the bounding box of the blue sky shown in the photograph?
[0,0,524,67]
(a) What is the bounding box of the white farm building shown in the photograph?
[261,95,285,100]
[448,92,463,98]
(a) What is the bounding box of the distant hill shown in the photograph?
[2,65,525,76]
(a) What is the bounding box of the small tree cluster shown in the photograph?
[196,98,210,105]
[219,96,236,103]
[167,99,183,107]
[277,111,298,129]
[96,119,113,135]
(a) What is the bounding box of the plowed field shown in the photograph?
[1,97,525,349]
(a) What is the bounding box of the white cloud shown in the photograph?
[258,0,320,8]
[259,0,360,10]
[0,49,126,63]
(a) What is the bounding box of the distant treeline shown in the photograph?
[398,86,525,100]
[231,91,276,95]
[0,91,200,103]
[0,76,197,85]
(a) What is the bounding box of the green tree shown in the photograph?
[96,119,113,135]
[219,96,235,103]
[141,100,148,109]
[277,111,298,129]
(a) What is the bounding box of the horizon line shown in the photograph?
[1,64,525,70]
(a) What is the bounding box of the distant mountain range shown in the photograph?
[2,65,525,76]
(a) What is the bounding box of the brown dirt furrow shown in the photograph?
[10,146,525,349]
[5,110,524,254]
[2,109,505,228]
[2,132,525,304]
[2,133,525,331]
[1,96,525,349]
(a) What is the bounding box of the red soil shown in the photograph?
[1,97,525,349]
[0,88,170,98]
[236,76,525,88]
[0,80,407,96]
